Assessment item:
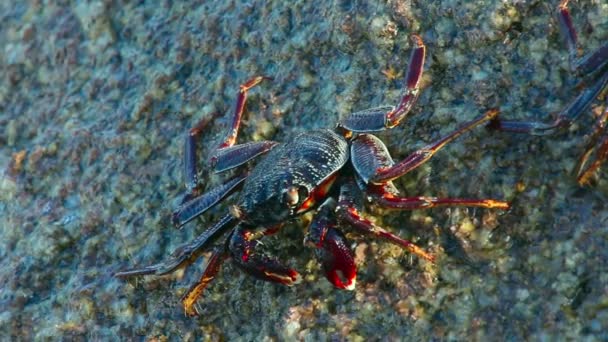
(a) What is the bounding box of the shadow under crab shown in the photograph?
[115,35,510,317]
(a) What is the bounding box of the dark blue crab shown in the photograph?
[116,35,509,316]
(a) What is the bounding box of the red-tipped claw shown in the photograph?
[319,228,357,290]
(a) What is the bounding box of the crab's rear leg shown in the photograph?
[228,226,301,286]
[181,246,227,317]
[182,76,276,200]
[114,214,238,278]
[216,76,272,148]
[364,109,500,183]
[305,198,357,290]
[339,35,425,132]
[209,76,277,172]
[208,76,276,170]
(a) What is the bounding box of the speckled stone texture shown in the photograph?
[1,1,606,340]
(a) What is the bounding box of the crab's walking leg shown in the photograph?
[350,124,510,209]
[210,141,278,172]
[558,0,578,64]
[305,198,357,290]
[370,108,499,183]
[208,76,276,172]
[488,1,607,136]
[184,113,221,194]
[339,35,425,132]
[577,135,608,185]
[576,105,608,185]
[488,73,608,136]
[114,214,238,277]
[228,226,301,286]
[368,183,510,210]
[182,77,275,198]
[179,78,277,227]
[337,181,435,263]
[181,246,227,317]
[173,174,247,228]
[558,0,608,76]
[218,76,272,148]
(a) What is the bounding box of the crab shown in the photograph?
[115,35,510,317]
[489,0,608,185]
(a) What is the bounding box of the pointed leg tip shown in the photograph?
[113,272,126,278]
[410,34,424,47]
[240,75,272,92]
[171,211,183,228]
[487,108,500,118]
[424,253,436,264]
[114,267,155,278]
[291,272,303,285]
[183,304,200,318]
[577,173,593,186]
[487,200,511,211]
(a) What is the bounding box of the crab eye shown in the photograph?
[283,186,299,207]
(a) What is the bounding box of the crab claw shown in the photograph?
[229,227,302,286]
[317,228,357,290]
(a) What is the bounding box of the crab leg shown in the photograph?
[338,206,434,262]
[228,226,301,286]
[575,105,608,185]
[218,76,272,149]
[184,113,221,193]
[172,174,248,228]
[488,72,608,135]
[488,0,607,136]
[351,125,509,209]
[183,77,274,194]
[181,246,227,317]
[210,141,278,173]
[370,108,500,183]
[305,198,357,290]
[339,35,425,132]
[207,76,276,171]
[558,0,608,76]
[114,214,238,277]
[577,135,608,185]
[337,181,435,262]
[368,183,510,210]
[560,0,608,184]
